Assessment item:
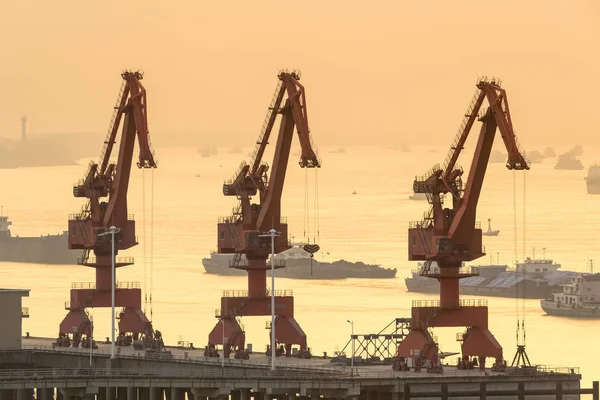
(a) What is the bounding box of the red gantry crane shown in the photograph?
[207,70,321,359]
[395,77,529,372]
[56,70,162,350]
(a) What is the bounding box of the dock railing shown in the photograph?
[0,363,588,381]
[15,345,586,381]
[412,299,488,308]
[222,289,294,298]
[17,346,343,375]
[0,367,347,380]
[71,281,141,290]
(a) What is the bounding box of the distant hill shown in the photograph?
[0,133,98,169]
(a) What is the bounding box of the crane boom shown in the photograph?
[255,73,320,231]
[102,72,156,229]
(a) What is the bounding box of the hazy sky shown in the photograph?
[0,0,598,149]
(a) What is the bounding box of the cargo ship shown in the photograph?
[202,242,397,280]
[554,153,584,170]
[585,164,600,194]
[541,273,600,318]
[405,257,579,299]
[0,213,78,265]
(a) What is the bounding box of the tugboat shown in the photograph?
[482,218,499,236]
[585,164,600,194]
[540,272,600,318]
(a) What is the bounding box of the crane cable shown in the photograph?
[142,170,148,315]
[304,169,309,243]
[314,168,320,245]
[302,168,320,245]
[521,170,527,346]
[512,170,519,346]
[513,169,527,347]
[150,168,155,322]
[141,168,155,322]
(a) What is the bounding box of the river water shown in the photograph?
[1,144,598,387]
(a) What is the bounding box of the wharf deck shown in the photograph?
[0,337,595,400]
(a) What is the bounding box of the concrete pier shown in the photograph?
[0,347,596,400]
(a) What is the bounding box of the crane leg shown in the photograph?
[208,317,245,358]
[396,327,439,370]
[273,315,310,357]
[117,307,160,349]
[58,309,91,348]
[461,326,503,369]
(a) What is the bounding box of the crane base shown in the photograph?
[57,305,160,349]
[208,296,310,358]
[58,310,91,348]
[396,306,504,371]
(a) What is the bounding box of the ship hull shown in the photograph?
[405,277,555,299]
[587,181,600,195]
[202,258,397,280]
[0,234,79,265]
[540,299,600,318]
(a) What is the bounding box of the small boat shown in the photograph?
[482,218,499,236]
[408,192,426,201]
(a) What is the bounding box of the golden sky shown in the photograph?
[0,0,598,148]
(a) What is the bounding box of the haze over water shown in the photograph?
[0,0,599,390]
[1,144,599,387]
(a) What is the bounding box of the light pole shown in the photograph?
[220,317,225,368]
[97,225,120,359]
[259,228,279,371]
[89,315,93,367]
[347,320,354,375]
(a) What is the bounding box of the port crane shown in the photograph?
[396,77,529,372]
[207,70,321,359]
[56,71,163,350]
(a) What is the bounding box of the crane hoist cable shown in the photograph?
[142,169,148,315]
[512,169,528,348]
[303,168,320,245]
[512,170,519,345]
[150,168,155,321]
[314,168,320,244]
[304,169,309,242]
[521,170,527,346]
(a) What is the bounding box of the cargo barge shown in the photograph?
[0,213,78,265]
[405,257,579,299]
[202,242,397,280]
